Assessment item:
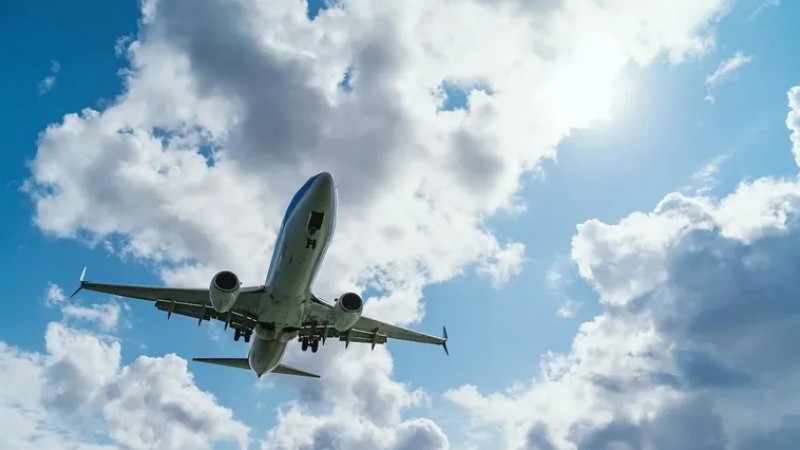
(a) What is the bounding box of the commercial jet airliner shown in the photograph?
[70,172,448,378]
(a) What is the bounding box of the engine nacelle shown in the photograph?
[332,292,363,332]
[209,270,241,313]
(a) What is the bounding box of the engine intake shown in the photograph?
[333,292,363,331]
[209,270,241,313]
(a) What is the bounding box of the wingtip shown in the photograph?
[69,267,88,299]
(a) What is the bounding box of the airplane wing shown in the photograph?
[304,295,449,354]
[70,268,262,331]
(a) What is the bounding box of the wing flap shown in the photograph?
[154,300,257,330]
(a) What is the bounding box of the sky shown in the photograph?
[2,0,800,449]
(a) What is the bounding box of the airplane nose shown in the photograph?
[313,171,335,195]
[308,171,336,206]
[315,171,333,188]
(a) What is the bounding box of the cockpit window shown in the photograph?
[308,211,324,231]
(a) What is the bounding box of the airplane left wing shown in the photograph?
[304,296,449,354]
[70,268,263,331]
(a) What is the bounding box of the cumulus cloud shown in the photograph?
[22,0,736,447]
[60,303,124,331]
[448,87,800,449]
[261,407,448,450]
[0,321,249,449]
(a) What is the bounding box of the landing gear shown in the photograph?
[300,337,320,353]
[233,328,252,343]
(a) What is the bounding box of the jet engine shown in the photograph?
[332,292,363,331]
[209,270,241,313]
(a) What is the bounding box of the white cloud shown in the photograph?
[545,255,581,318]
[787,86,800,166]
[261,407,448,450]
[38,60,61,95]
[22,0,736,447]
[750,0,782,20]
[684,153,731,195]
[45,281,67,305]
[44,282,125,331]
[61,303,123,332]
[0,321,249,450]
[705,52,753,102]
[448,86,800,450]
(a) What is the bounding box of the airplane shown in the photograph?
[70,171,448,379]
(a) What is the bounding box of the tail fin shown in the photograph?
[192,358,320,378]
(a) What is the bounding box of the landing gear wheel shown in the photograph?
[311,341,319,353]
[233,329,241,342]
[244,331,251,343]
[302,339,309,351]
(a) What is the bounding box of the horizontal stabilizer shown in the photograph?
[272,363,320,378]
[192,357,250,370]
[192,358,320,378]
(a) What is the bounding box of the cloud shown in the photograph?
[61,303,123,331]
[38,60,61,95]
[260,407,448,450]
[0,321,249,450]
[749,0,782,20]
[448,87,800,449]
[705,52,753,102]
[684,153,731,195]
[45,281,67,305]
[787,86,800,166]
[44,282,125,331]
[21,0,735,447]
[544,255,581,318]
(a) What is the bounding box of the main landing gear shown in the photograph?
[233,328,252,343]
[301,337,319,353]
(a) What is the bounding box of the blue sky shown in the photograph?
[3,0,800,449]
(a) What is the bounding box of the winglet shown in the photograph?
[69,266,88,299]
[442,326,449,356]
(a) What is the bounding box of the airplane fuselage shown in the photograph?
[247,172,337,377]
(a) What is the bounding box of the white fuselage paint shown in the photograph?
[247,172,337,377]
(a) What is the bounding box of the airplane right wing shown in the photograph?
[304,296,449,354]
